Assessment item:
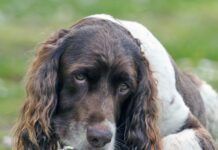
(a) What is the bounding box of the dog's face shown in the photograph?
[53,19,141,149]
[14,18,159,150]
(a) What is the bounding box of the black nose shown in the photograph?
[86,125,112,148]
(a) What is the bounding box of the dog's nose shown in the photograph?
[86,124,112,148]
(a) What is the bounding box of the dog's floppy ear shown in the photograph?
[123,52,160,149]
[13,29,69,150]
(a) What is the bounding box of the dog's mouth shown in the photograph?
[61,145,76,150]
[60,144,109,150]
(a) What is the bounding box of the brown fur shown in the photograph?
[13,29,70,149]
[171,59,206,126]
[142,56,161,150]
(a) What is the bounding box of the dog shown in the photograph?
[13,14,218,150]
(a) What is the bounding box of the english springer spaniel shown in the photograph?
[14,14,218,150]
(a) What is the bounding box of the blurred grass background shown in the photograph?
[0,0,218,149]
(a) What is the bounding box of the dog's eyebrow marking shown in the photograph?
[65,63,93,74]
[112,71,136,84]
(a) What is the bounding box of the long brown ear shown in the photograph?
[120,52,161,150]
[13,29,69,150]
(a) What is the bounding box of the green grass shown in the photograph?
[0,0,218,149]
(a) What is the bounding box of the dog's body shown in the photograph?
[14,14,218,150]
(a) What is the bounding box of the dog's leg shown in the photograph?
[199,82,218,142]
[162,114,215,150]
[162,128,215,150]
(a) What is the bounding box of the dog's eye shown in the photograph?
[118,83,129,94]
[74,73,86,81]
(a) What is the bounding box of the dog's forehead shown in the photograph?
[61,18,141,71]
[69,18,138,49]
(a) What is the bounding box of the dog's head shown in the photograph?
[14,18,160,150]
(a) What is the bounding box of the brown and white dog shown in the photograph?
[13,14,218,150]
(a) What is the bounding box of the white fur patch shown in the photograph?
[162,129,202,150]
[62,122,87,149]
[88,14,190,136]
